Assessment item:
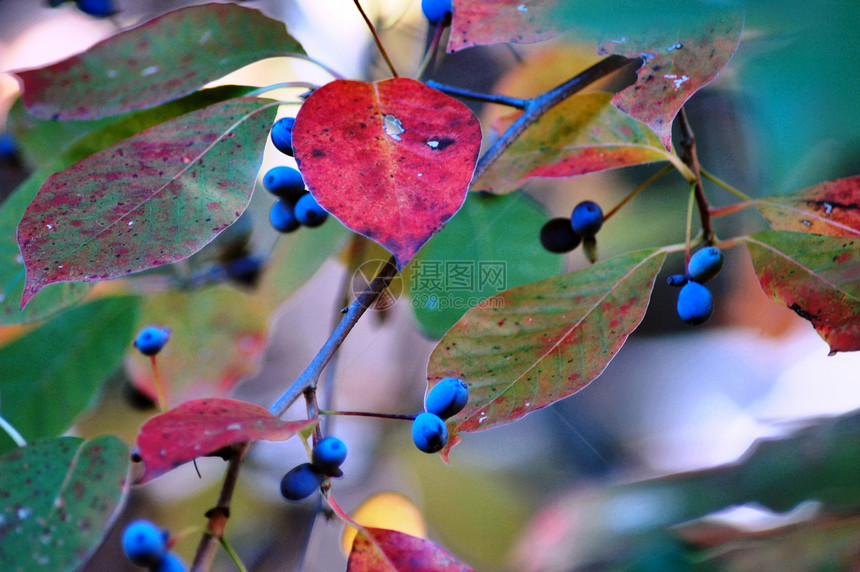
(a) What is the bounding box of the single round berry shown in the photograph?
[134,326,170,356]
[570,201,604,238]
[280,463,324,501]
[425,377,469,420]
[262,166,305,202]
[224,255,264,288]
[152,552,187,572]
[0,132,17,158]
[121,519,167,567]
[666,274,688,287]
[76,0,116,17]
[271,117,296,156]
[269,199,300,233]
[412,412,448,454]
[686,246,724,283]
[676,281,714,325]
[421,0,453,24]
[311,437,348,475]
[294,193,329,227]
[540,217,581,253]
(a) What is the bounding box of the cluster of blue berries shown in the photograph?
[266,117,329,233]
[134,326,171,356]
[280,436,348,501]
[412,377,469,453]
[540,200,604,262]
[121,520,185,572]
[421,0,453,24]
[667,246,724,325]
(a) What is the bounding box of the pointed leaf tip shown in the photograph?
[292,78,482,269]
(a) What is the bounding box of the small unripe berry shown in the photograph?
[687,246,724,283]
[271,117,296,156]
[294,193,329,227]
[121,519,167,567]
[666,274,688,287]
[280,463,324,501]
[570,201,604,238]
[677,281,713,325]
[422,0,452,24]
[540,218,581,253]
[134,326,170,356]
[425,377,469,420]
[263,166,305,202]
[412,412,448,453]
[312,437,348,475]
[269,199,300,233]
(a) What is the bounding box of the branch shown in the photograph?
[677,108,715,245]
[425,81,528,109]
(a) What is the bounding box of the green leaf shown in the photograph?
[0,296,140,454]
[743,230,860,354]
[472,93,672,194]
[405,192,562,338]
[427,248,666,457]
[14,4,303,119]
[18,97,277,307]
[0,435,129,572]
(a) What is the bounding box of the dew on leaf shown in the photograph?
[666,42,683,51]
[141,66,159,76]
[517,4,528,11]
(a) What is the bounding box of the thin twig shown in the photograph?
[677,108,715,245]
[425,81,528,109]
[416,21,446,81]
[352,0,399,77]
[472,55,637,185]
[319,409,418,421]
[604,165,674,221]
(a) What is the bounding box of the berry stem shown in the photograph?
[416,21,447,81]
[351,0,399,78]
[472,55,637,185]
[149,355,168,412]
[677,107,716,245]
[319,410,419,421]
[604,164,674,222]
[709,201,756,218]
[684,181,698,263]
[425,81,529,109]
[0,414,26,448]
[217,535,249,572]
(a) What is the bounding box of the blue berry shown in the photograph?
[687,246,723,283]
[152,552,187,572]
[412,412,448,453]
[224,255,264,288]
[425,377,469,420]
[271,117,296,156]
[312,437,348,475]
[666,274,688,287]
[422,0,453,24]
[76,0,116,17]
[570,201,604,238]
[677,281,713,325]
[269,199,300,233]
[134,326,170,356]
[540,218,581,253]
[121,519,167,567]
[280,463,323,501]
[0,132,17,158]
[294,193,329,227]
[262,166,305,202]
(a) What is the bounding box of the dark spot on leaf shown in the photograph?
[789,303,816,322]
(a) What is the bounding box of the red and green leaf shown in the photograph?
[598,9,744,150]
[755,174,860,236]
[17,97,276,308]
[447,0,564,53]
[292,78,482,269]
[348,527,474,572]
[472,92,672,194]
[13,4,303,120]
[427,248,666,458]
[0,436,129,571]
[134,398,316,483]
[743,230,860,355]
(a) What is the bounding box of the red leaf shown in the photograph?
[744,230,860,355]
[348,528,474,572]
[756,174,860,236]
[447,0,564,53]
[598,9,744,150]
[427,248,666,459]
[134,398,315,483]
[13,4,303,120]
[292,78,482,270]
[17,97,275,308]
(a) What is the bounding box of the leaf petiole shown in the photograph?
[0,413,26,448]
[218,535,249,572]
[604,165,674,222]
[318,410,418,421]
[701,168,754,201]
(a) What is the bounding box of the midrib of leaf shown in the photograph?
[66,100,278,257]
[468,248,665,417]
[372,82,412,246]
[744,236,859,299]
